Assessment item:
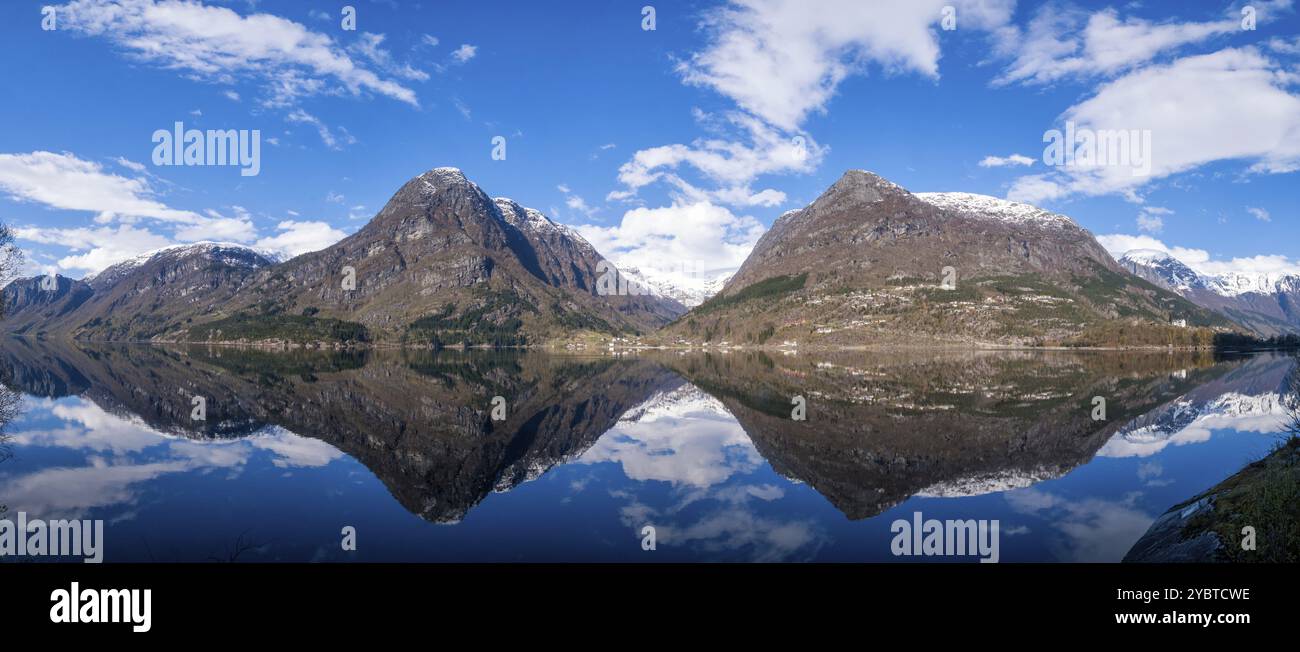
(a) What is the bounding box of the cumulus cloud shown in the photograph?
[54,0,418,107]
[576,201,765,283]
[1007,47,1300,204]
[254,220,347,258]
[609,0,1013,256]
[1096,233,1300,278]
[680,0,1014,130]
[15,224,173,274]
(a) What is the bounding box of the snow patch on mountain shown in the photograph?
[616,265,733,308]
[915,466,1064,498]
[86,242,281,285]
[1122,249,1300,298]
[916,192,1077,229]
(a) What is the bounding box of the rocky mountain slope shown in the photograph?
[2,242,275,340]
[189,168,683,345]
[1120,249,1300,336]
[2,169,685,344]
[664,170,1234,347]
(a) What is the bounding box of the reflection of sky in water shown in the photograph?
[0,360,1290,562]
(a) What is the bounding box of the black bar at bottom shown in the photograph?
[4,563,1292,639]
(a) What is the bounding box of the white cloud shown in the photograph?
[451,44,477,64]
[349,32,429,82]
[55,0,418,107]
[113,156,147,173]
[610,113,819,205]
[1096,233,1300,278]
[996,7,1238,86]
[254,220,347,258]
[1007,47,1300,203]
[679,0,1014,131]
[1136,212,1163,234]
[576,202,765,282]
[612,1,1013,215]
[979,153,1035,167]
[286,109,353,149]
[1247,206,1272,222]
[421,34,440,48]
[0,151,200,223]
[556,184,598,218]
[15,224,173,274]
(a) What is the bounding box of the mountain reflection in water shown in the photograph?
[0,339,1293,562]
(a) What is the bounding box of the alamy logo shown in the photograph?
[596,260,654,297]
[0,512,104,563]
[50,582,151,633]
[890,511,999,563]
[1043,120,1151,177]
[152,121,261,176]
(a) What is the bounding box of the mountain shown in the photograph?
[3,242,274,340]
[1,169,686,345]
[1119,249,1300,336]
[1,275,94,335]
[617,264,733,308]
[183,168,684,345]
[664,170,1234,347]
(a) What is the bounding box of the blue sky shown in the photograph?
[0,0,1297,283]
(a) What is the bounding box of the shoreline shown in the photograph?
[6,334,1296,354]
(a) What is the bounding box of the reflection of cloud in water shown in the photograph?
[1100,393,1291,459]
[1005,488,1154,562]
[0,398,345,520]
[249,427,344,468]
[589,386,828,561]
[13,397,170,454]
[579,386,760,488]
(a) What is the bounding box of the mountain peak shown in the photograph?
[1120,249,1174,264]
[806,169,912,214]
[832,169,908,194]
[412,166,480,192]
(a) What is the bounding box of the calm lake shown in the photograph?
[0,340,1293,562]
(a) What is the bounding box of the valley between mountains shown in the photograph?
[4,167,1294,349]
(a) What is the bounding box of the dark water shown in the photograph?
[0,340,1293,562]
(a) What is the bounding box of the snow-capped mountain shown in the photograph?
[915,192,1077,230]
[1118,249,1207,292]
[85,242,283,290]
[616,264,734,308]
[1120,249,1300,335]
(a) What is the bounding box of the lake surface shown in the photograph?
[0,340,1294,562]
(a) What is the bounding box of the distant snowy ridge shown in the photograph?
[86,242,282,284]
[916,192,1078,230]
[1121,249,1300,298]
